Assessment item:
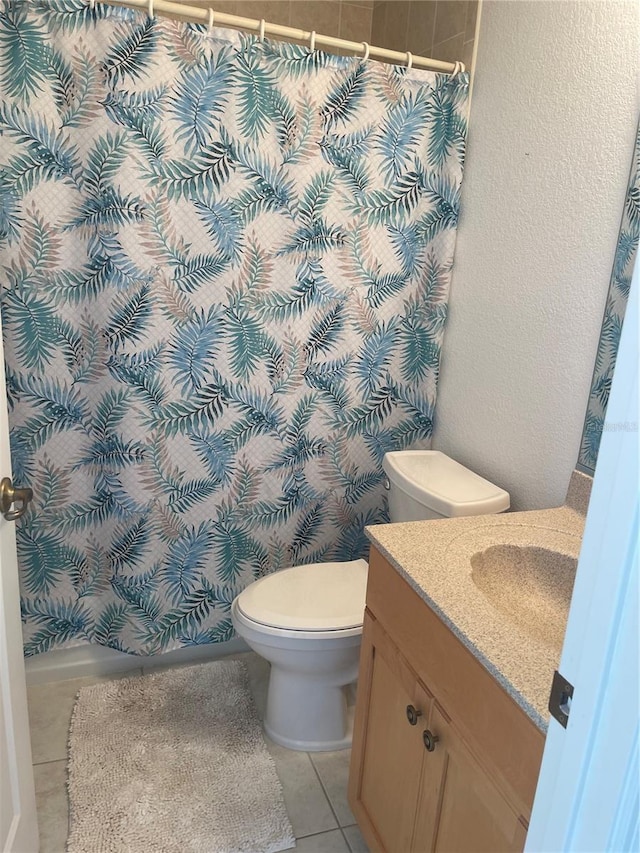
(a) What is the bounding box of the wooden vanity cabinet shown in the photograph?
[348,548,545,853]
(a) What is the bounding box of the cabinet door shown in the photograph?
[415,705,527,853]
[410,684,446,851]
[350,613,431,853]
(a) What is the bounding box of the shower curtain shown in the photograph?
[0,0,469,656]
[578,120,639,471]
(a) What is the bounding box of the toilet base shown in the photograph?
[264,666,356,752]
[264,706,354,752]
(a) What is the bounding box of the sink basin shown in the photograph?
[470,545,577,650]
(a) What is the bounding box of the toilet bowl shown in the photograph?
[232,450,510,751]
[232,559,368,751]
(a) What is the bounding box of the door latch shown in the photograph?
[549,669,574,728]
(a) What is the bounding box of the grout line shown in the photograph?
[430,0,437,58]
[464,0,474,43]
[32,757,67,768]
[308,753,344,830]
[373,1,385,50]
[295,826,345,840]
[432,30,465,56]
[340,826,353,852]
[403,0,410,55]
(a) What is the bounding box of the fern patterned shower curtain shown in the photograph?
[578,120,639,471]
[0,0,468,656]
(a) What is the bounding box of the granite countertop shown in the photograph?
[365,471,592,732]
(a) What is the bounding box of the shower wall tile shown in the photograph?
[289,1,343,36]
[236,0,292,25]
[432,31,464,63]
[182,1,374,45]
[188,0,237,12]
[207,0,239,14]
[386,1,411,51]
[186,0,482,62]
[370,0,478,74]
[339,2,374,43]
[370,0,387,46]
[433,0,466,45]
[461,36,473,71]
[465,0,478,42]
[406,0,436,55]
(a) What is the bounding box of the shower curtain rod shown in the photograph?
[100,0,465,74]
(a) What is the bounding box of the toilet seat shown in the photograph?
[234,559,368,639]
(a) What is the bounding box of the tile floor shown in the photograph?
[27,652,369,853]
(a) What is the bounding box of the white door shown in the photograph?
[526,265,639,850]
[0,304,38,852]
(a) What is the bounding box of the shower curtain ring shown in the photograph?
[207,7,215,34]
[148,0,154,20]
[405,51,413,70]
[309,30,316,51]
[361,41,370,61]
[258,18,266,41]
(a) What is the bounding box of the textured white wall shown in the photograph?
[432,0,639,510]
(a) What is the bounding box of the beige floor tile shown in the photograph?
[310,749,355,826]
[295,829,351,852]
[266,739,339,838]
[343,823,370,852]
[27,670,142,764]
[33,761,68,853]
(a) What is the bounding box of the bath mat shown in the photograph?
[67,660,295,853]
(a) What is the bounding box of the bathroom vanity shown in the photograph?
[348,473,590,852]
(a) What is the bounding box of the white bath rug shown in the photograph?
[67,660,295,853]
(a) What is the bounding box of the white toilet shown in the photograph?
[231,450,510,751]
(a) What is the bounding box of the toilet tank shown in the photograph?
[382,451,510,523]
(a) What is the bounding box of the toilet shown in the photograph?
[231,451,510,751]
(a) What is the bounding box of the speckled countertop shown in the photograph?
[365,471,592,732]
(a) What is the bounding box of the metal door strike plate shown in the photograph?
[549,670,574,728]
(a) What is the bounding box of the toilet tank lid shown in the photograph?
[382,451,510,517]
[235,560,368,632]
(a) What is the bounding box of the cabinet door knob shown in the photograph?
[406,704,423,725]
[423,729,440,752]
